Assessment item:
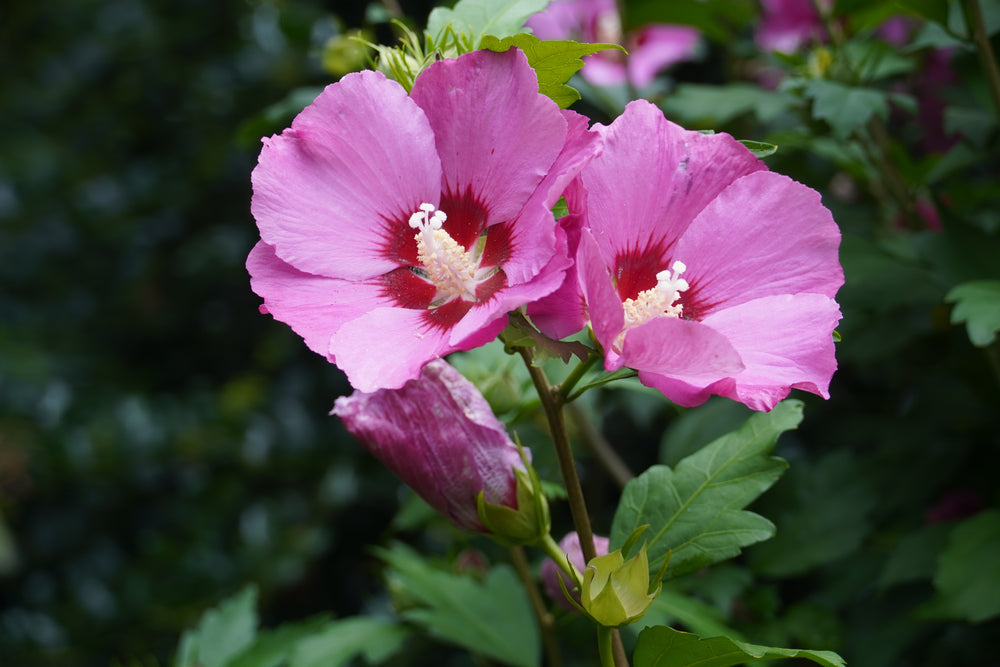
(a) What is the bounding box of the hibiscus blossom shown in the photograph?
[248,48,599,391]
[535,100,843,411]
[526,0,699,88]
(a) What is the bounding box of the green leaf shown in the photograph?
[426,0,548,46]
[611,400,800,579]
[290,617,410,667]
[927,510,1000,622]
[804,79,889,139]
[629,586,746,641]
[632,625,846,667]
[748,450,877,577]
[738,140,778,159]
[378,543,539,667]
[877,523,951,590]
[659,83,794,127]
[945,280,1000,346]
[230,616,334,667]
[174,586,258,667]
[481,34,624,108]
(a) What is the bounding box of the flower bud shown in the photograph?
[541,531,611,610]
[332,359,544,540]
[579,542,660,627]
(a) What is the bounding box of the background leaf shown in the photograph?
[945,280,1000,346]
[610,401,800,579]
[174,586,258,667]
[426,0,548,45]
[378,544,540,667]
[632,625,845,667]
[290,617,409,667]
[748,450,877,577]
[924,510,1000,622]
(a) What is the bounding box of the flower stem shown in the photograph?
[598,626,615,667]
[518,346,599,564]
[510,546,563,667]
[557,352,601,403]
[519,347,631,667]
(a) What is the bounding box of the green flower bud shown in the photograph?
[579,543,661,627]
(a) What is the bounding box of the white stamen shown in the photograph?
[408,203,494,305]
[622,259,690,331]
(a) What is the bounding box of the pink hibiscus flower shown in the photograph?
[534,100,843,411]
[248,48,599,391]
[526,0,699,88]
[333,359,527,533]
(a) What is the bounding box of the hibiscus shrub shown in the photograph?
[2,0,999,666]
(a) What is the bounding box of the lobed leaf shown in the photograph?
[481,34,624,108]
[426,0,548,46]
[174,586,258,667]
[945,279,1000,346]
[378,543,540,667]
[633,625,845,667]
[926,510,1000,622]
[611,401,800,579]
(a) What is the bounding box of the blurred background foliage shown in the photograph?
[1,0,999,666]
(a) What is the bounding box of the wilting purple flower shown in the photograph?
[541,531,610,610]
[533,100,843,411]
[248,48,598,392]
[332,359,527,532]
[526,0,699,88]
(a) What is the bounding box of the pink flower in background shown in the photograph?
[541,531,610,610]
[248,48,599,391]
[534,100,843,411]
[755,0,826,54]
[526,0,699,87]
[332,359,527,532]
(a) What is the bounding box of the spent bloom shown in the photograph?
[533,100,843,411]
[248,48,599,391]
[526,0,699,88]
[332,359,536,534]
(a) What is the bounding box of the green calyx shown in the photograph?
[476,442,550,546]
[579,538,666,628]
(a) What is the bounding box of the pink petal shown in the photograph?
[329,307,451,392]
[527,216,588,339]
[621,317,744,379]
[700,293,842,410]
[251,70,441,281]
[247,241,392,360]
[627,25,700,88]
[575,100,765,266]
[410,48,568,227]
[639,294,841,411]
[674,171,843,317]
[576,230,625,367]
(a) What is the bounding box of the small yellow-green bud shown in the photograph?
[579,543,660,627]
